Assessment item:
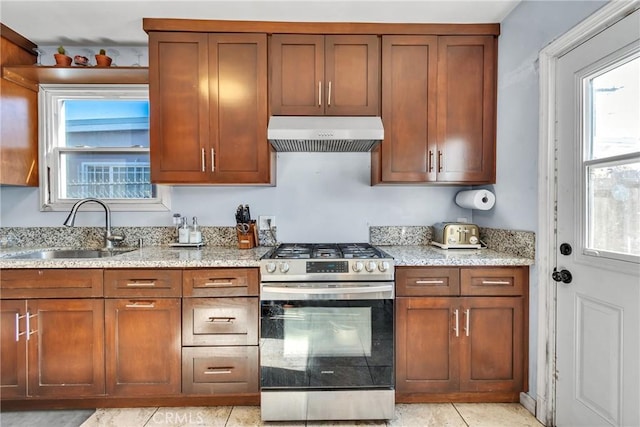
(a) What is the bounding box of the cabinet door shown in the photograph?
[396,297,459,393]
[0,31,38,187]
[149,32,210,183]
[459,297,524,392]
[270,34,324,116]
[209,33,271,184]
[105,298,181,396]
[0,300,27,398]
[324,35,380,116]
[28,299,105,397]
[373,36,438,183]
[436,36,496,183]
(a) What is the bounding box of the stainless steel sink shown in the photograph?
[4,248,135,260]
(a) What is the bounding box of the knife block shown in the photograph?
[237,223,257,249]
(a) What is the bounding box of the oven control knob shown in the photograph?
[352,261,364,272]
[365,261,377,272]
[378,261,390,272]
[265,262,277,274]
[279,262,290,273]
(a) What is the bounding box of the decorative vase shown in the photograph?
[95,54,112,67]
[53,53,72,66]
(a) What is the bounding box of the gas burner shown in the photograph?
[339,243,381,259]
[272,244,312,259]
[312,244,341,259]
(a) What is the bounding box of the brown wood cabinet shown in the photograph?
[0,299,105,398]
[270,34,380,116]
[181,268,259,394]
[148,32,272,184]
[1,24,38,187]
[104,268,182,396]
[395,266,527,402]
[372,35,497,184]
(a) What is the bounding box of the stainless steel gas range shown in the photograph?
[259,243,395,422]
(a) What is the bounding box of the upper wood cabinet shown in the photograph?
[148,32,273,184]
[372,35,497,184]
[0,24,38,187]
[270,34,380,116]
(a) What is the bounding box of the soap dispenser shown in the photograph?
[190,216,202,244]
[178,216,190,243]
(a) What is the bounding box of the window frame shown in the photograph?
[38,84,170,212]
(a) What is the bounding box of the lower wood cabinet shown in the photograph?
[395,266,528,402]
[182,346,258,394]
[0,298,105,398]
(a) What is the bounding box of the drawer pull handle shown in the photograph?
[208,317,235,323]
[125,301,155,308]
[126,280,157,287]
[415,280,444,284]
[481,280,511,285]
[204,280,235,287]
[205,367,233,375]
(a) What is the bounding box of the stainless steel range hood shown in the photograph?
[267,116,384,152]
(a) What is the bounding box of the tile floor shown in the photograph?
[0,403,544,427]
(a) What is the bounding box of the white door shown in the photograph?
[555,9,640,427]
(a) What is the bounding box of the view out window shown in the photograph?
[40,85,169,211]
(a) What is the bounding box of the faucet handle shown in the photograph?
[107,234,125,243]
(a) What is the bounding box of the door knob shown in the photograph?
[552,268,572,284]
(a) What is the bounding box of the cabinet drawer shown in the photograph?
[0,269,103,298]
[183,297,258,346]
[104,269,182,297]
[396,267,460,296]
[183,268,259,297]
[460,267,526,296]
[182,346,258,394]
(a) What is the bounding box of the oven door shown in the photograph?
[259,282,394,390]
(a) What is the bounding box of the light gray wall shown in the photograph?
[474,0,607,400]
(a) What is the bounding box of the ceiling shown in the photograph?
[0,0,521,46]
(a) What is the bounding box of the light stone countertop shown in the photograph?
[0,244,533,269]
[380,245,534,266]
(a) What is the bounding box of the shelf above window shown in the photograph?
[2,65,148,90]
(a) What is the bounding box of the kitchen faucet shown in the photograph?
[63,198,124,250]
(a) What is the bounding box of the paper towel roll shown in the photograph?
[455,190,496,210]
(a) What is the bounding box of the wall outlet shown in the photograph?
[258,215,276,230]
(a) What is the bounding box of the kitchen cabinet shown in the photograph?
[0,269,105,399]
[148,32,272,184]
[395,266,527,401]
[270,34,380,116]
[104,269,182,396]
[372,35,496,184]
[0,24,38,187]
[182,268,259,394]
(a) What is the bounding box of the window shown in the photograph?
[39,85,169,211]
[583,55,639,262]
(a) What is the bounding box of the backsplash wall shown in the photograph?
[0,153,475,242]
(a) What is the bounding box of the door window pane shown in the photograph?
[589,57,639,159]
[587,161,640,256]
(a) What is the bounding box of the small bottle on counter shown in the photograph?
[190,217,202,244]
[178,216,190,243]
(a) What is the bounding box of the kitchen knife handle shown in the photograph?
[328,81,332,106]
[453,309,459,337]
[201,148,205,172]
[318,81,322,106]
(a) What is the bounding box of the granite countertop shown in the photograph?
[0,244,532,269]
[380,245,534,266]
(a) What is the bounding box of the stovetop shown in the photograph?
[263,243,390,260]
[260,243,394,282]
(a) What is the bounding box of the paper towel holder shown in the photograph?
[455,189,496,210]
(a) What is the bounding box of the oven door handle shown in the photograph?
[261,284,393,295]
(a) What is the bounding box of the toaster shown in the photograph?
[431,222,482,249]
